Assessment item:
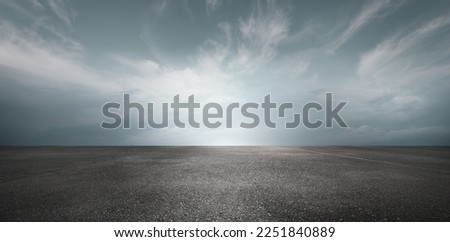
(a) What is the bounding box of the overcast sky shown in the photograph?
[1,0,449,145]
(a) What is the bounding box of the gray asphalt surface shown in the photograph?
[0,146,449,221]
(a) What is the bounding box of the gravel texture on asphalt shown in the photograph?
[0,146,449,221]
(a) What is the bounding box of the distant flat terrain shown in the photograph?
[0,146,449,221]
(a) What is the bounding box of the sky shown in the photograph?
[0,0,449,145]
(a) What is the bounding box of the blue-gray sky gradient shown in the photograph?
[1,0,449,145]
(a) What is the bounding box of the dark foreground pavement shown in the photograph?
[0,146,449,221]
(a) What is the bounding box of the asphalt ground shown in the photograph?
[0,146,449,221]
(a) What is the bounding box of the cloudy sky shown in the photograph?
[1,0,449,145]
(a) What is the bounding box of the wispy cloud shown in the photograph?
[46,0,77,27]
[230,0,289,72]
[145,0,296,76]
[333,13,450,142]
[0,21,115,92]
[0,0,35,18]
[358,15,450,82]
[206,0,222,15]
[29,0,44,11]
[0,0,81,50]
[326,0,404,54]
[150,0,169,16]
[181,0,292,76]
